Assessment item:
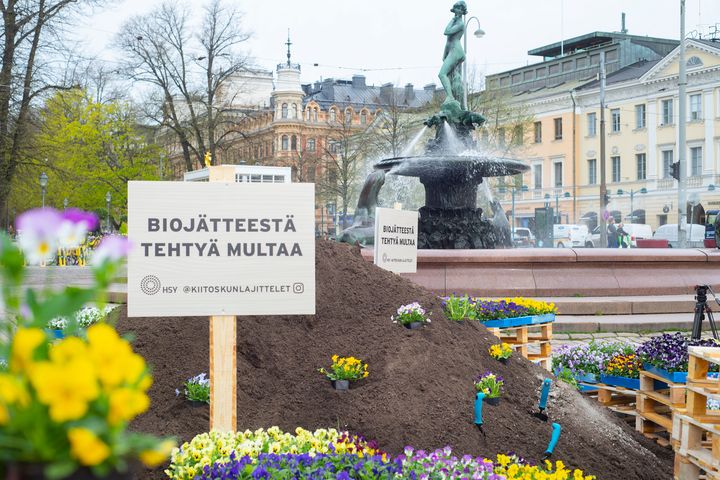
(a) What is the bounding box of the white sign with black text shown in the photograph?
[127,181,315,317]
[373,207,418,273]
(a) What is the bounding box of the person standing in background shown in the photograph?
[607,217,618,248]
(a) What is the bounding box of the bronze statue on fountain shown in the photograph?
[338,0,528,249]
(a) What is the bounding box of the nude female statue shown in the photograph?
[439,1,467,107]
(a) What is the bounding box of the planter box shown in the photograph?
[480,318,515,328]
[481,313,556,329]
[600,374,667,391]
[642,363,687,383]
[575,372,599,384]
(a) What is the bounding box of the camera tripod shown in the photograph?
[691,285,720,341]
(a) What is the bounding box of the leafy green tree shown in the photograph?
[9,89,160,226]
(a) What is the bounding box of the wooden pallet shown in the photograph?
[488,322,552,370]
[671,346,720,479]
[579,382,637,416]
[636,370,686,437]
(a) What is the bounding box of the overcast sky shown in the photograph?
[75,0,720,89]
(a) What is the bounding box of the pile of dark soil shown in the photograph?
[118,240,672,479]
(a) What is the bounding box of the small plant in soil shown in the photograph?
[488,342,513,361]
[392,302,431,327]
[442,294,472,321]
[319,355,369,382]
[555,367,579,390]
[178,373,210,404]
[474,371,503,398]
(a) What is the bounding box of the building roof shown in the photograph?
[304,77,436,110]
[529,31,678,59]
[576,59,660,91]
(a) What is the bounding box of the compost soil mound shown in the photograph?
[118,240,672,479]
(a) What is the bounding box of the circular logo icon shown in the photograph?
[140,275,161,295]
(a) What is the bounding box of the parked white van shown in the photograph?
[554,224,591,247]
[653,224,706,248]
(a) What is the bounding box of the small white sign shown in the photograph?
[127,181,315,317]
[373,207,418,273]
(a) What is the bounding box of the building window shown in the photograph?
[291,104,298,119]
[553,118,562,140]
[281,103,288,119]
[313,108,318,122]
[690,94,702,121]
[661,99,673,125]
[588,159,597,185]
[635,104,646,129]
[691,146,703,176]
[281,135,288,150]
[611,109,620,133]
[587,112,596,137]
[307,138,316,152]
[344,108,352,123]
[512,125,523,145]
[554,161,563,187]
[611,156,621,183]
[533,164,542,189]
[662,150,673,178]
[360,111,367,124]
[636,153,646,180]
[533,121,542,143]
[291,135,297,151]
[329,108,336,122]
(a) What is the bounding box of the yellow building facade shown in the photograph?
[488,34,720,234]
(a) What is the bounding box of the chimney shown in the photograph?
[313,81,321,92]
[621,12,628,34]
[380,82,394,101]
[352,75,366,88]
[424,83,437,93]
[404,83,415,102]
[322,78,335,101]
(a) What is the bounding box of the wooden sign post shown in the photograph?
[208,166,238,432]
[209,315,236,431]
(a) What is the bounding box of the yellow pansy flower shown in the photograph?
[139,439,176,468]
[68,428,110,466]
[30,359,99,422]
[108,387,149,425]
[11,328,45,373]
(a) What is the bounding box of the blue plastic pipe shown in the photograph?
[545,423,561,456]
[474,392,485,425]
[539,378,552,410]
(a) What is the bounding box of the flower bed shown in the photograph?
[636,333,720,381]
[552,341,635,381]
[167,429,595,480]
[442,295,556,327]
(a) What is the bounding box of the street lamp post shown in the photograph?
[499,184,529,243]
[63,198,68,210]
[616,188,647,222]
[554,191,571,223]
[105,191,112,233]
[462,16,485,110]
[39,172,48,208]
